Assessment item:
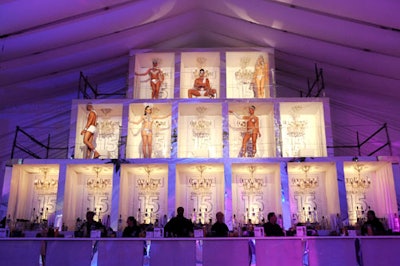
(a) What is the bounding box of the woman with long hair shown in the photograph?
[130,105,170,158]
[252,56,269,98]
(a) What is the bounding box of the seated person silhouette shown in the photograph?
[76,211,106,237]
[122,216,141,237]
[164,207,194,237]
[263,212,284,236]
[211,212,229,237]
[361,210,386,236]
[188,69,216,98]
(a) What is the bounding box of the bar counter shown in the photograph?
[0,236,398,266]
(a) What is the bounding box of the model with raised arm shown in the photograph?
[229,105,261,157]
[130,105,171,158]
[135,60,164,99]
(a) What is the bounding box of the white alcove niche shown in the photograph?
[288,162,340,229]
[63,164,113,229]
[343,161,397,229]
[231,163,282,225]
[73,103,123,159]
[177,102,223,158]
[280,102,327,157]
[175,163,225,224]
[7,164,60,225]
[226,50,275,99]
[119,163,169,225]
[131,52,175,99]
[180,51,220,99]
[126,103,172,159]
[228,102,276,158]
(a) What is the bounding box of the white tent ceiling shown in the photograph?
[0,0,399,160]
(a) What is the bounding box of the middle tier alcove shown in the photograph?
[127,103,172,159]
[178,103,223,158]
[70,102,123,160]
[228,102,276,158]
[280,102,328,157]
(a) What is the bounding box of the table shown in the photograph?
[0,236,398,266]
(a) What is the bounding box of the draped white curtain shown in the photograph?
[325,164,341,217]
[368,162,397,228]
[9,167,35,220]
[62,169,83,228]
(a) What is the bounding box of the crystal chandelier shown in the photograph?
[137,166,162,192]
[240,165,265,193]
[98,108,115,138]
[101,108,112,116]
[291,165,318,192]
[286,105,307,138]
[345,163,371,194]
[192,57,210,78]
[34,167,57,192]
[190,106,212,139]
[196,57,207,68]
[87,166,111,191]
[189,165,213,192]
[235,56,254,84]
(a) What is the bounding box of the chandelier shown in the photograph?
[98,108,115,138]
[137,166,162,192]
[190,106,212,139]
[189,165,213,192]
[291,165,319,192]
[34,167,57,192]
[192,57,210,78]
[235,56,254,84]
[196,57,207,68]
[240,165,265,193]
[286,105,307,138]
[345,163,371,194]
[87,166,111,191]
